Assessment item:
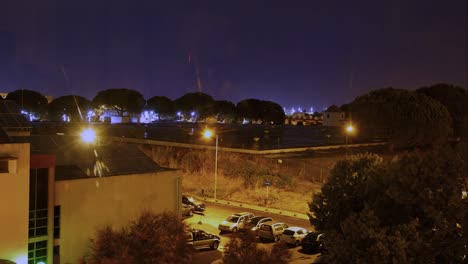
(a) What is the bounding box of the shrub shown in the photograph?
[85,211,193,264]
[223,231,290,264]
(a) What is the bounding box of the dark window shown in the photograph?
[0,160,8,173]
[29,168,49,238]
[54,205,61,238]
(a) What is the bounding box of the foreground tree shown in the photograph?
[85,211,193,264]
[48,95,93,122]
[350,88,452,150]
[309,150,468,263]
[93,88,145,117]
[223,231,291,264]
[5,89,48,119]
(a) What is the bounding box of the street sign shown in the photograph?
[265,180,270,186]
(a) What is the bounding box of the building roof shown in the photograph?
[23,135,171,180]
[323,105,342,113]
[0,100,31,129]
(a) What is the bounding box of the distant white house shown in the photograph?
[322,105,346,127]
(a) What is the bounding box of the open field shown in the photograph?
[141,143,392,213]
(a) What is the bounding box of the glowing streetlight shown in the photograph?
[345,124,355,156]
[81,128,97,143]
[203,128,218,200]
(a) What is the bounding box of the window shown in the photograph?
[28,240,47,264]
[29,168,49,238]
[0,160,8,173]
[54,205,61,238]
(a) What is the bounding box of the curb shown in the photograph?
[192,195,309,220]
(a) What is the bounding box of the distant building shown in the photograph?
[322,105,346,127]
[0,102,181,264]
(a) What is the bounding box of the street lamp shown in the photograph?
[203,128,218,200]
[345,124,354,156]
[81,128,97,144]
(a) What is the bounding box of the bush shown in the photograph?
[223,231,290,264]
[85,211,193,264]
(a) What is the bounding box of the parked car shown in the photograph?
[241,216,273,233]
[302,232,326,253]
[182,195,205,212]
[281,226,310,247]
[181,203,194,217]
[186,228,220,250]
[258,222,288,242]
[218,212,255,233]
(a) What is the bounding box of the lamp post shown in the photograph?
[203,129,218,200]
[345,124,354,157]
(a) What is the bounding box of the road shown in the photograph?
[184,201,322,264]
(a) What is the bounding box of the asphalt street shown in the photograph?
[184,201,322,264]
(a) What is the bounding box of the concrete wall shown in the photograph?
[55,170,181,264]
[0,143,30,264]
[322,112,345,127]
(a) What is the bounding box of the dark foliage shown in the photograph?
[146,96,175,120]
[48,95,93,122]
[417,83,468,139]
[223,231,291,264]
[350,88,453,149]
[5,89,48,118]
[85,211,193,264]
[309,149,468,263]
[93,88,145,116]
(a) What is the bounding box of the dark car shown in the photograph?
[182,195,205,212]
[186,229,220,250]
[241,216,273,233]
[302,232,326,253]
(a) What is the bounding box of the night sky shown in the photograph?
[0,0,466,110]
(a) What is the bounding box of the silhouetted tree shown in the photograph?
[309,150,468,263]
[174,92,215,120]
[261,101,286,124]
[5,89,48,119]
[223,231,291,264]
[214,100,237,123]
[350,88,452,150]
[48,95,93,122]
[146,96,175,120]
[236,99,262,123]
[85,211,193,264]
[417,83,468,139]
[93,88,145,117]
[236,99,285,124]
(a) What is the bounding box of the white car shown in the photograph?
[281,226,310,247]
[218,212,255,233]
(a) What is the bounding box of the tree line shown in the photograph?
[1,88,286,125]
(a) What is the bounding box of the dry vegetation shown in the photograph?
[140,144,346,213]
[140,144,391,213]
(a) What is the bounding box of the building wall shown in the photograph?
[0,143,30,264]
[322,112,345,127]
[55,170,181,264]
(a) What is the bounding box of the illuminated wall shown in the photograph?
[0,143,30,264]
[322,111,346,127]
[55,170,181,264]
